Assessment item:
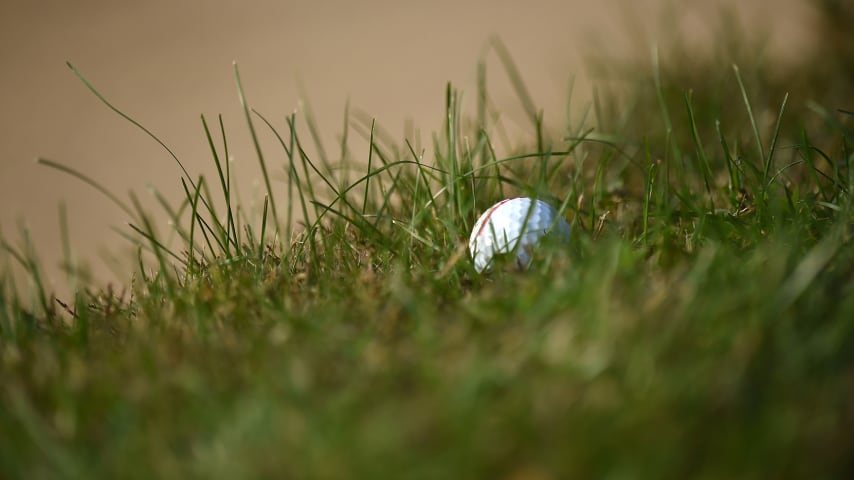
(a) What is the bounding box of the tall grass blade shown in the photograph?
[488,36,538,126]
[233,63,280,233]
[202,114,237,255]
[259,195,268,258]
[773,224,845,312]
[287,116,322,216]
[652,46,678,205]
[187,176,204,275]
[296,90,333,177]
[58,202,76,292]
[444,84,464,225]
[715,120,741,197]
[1,226,50,316]
[127,222,186,268]
[685,90,714,209]
[218,114,239,245]
[37,158,135,219]
[764,93,790,187]
[373,167,404,229]
[477,58,489,165]
[250,110,298,242]
[284,114,319,272]
[363,119,376,215]
[180,179,227,256]
[642,138,656,245]
[129,192,184,267]
[405,140,439,216]
[733,64,766,170]
[66,62,194,185]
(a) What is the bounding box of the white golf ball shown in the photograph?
[469,197,571,273]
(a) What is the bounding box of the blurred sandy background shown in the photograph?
[0,0,816,295]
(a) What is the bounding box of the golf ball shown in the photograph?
[469,197,571,273]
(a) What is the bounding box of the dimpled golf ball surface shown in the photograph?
[469,197,570,273]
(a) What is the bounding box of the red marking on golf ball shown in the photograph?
[475,197,516,238]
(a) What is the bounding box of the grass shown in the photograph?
[2,10,854,479]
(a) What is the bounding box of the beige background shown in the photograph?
[0,0,816,295]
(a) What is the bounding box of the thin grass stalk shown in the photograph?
[445,84,464,224]
[733,65,766,170]
[20,226,50,316]
[489,37,538,130]
[37,158,135,219]
[66,62,193,186]
[715,120,741,197]
[149,187,191,248]
[187,176,204,276]
[199,178,231,254]
[259,196,268,258]
[58,202,76,293]
[764,93,790,188]
[652,46,678,205]
[129,194,176,293]
[298,93,336,178]
[180,179,227,255]
[233,63,280,233]
[374,168,404,230]
[202,114,237,256]
[218,114,239,245]
[642,138,656,245]
[363,119,376,215]
[285,114,319,272]
[685,90,714,210]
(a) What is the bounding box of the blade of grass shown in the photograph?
[1,226,50,316]
[180,178,228,256]
[373,167,404,229]
[363,119,376,215]
[258,196,269,259]
[733,64,766,172]
[642,137,657,245]
[250,110,300,245]
[37,158,135,219]
[148,186,192,250]
[218,114,239,245]
[339,98,352,188]
[287,115,322,217]
[715,120,742,198]
[652,45,679,203]
[127,222,186,268]
[773,223,845,313]
[445,84,465,226]
[488,36,539,129]
[58,202,76,292]
[233,63,280,233]
[66,62,193,184]
[187,176,204,276]
[764,93,789,187]
[685,90,714,210]
[202,114,237,255]
[309,200,385,240]
[296,87,334,177]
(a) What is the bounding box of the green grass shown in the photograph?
[3,12,854,479]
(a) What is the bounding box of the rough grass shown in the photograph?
[2,11,854,480]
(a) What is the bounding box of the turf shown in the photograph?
[2,9,854,480]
